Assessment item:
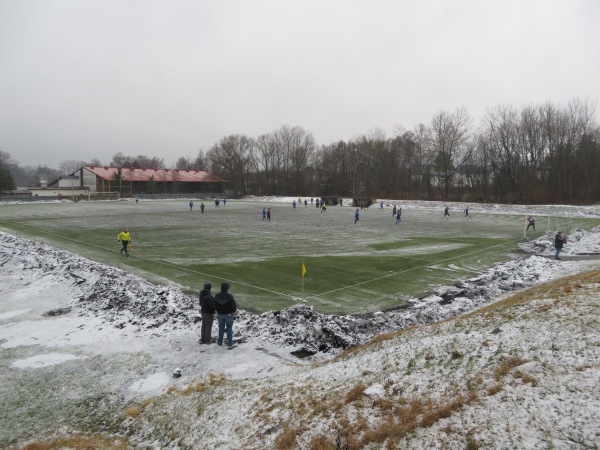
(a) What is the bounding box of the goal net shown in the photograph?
[523,210,572,238]
[86,191,121,201]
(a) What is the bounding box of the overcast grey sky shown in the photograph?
[1,0,599,169]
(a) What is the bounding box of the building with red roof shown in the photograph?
[49,166,226,196]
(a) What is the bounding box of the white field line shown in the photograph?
[11,224,297,300]
[303,240,513,302]
[10,222,518,305]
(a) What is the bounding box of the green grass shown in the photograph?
[1,199,599,314]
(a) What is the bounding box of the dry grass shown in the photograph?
[344,383,366,404]
[494,357,529,381]
[275,425,306,450]
[126,406,141,417]
[15,435,129,450]
[487,383,503,396]
[309,434,336,450]
[514,371,538,387]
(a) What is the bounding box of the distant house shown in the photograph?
[50,166,227,196]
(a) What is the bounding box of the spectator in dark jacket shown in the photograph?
[554,231,567,260]
[199,283,216,344]
[214,282,237,348]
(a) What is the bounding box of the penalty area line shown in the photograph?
[304,239,515,302]
[9,224,297,301]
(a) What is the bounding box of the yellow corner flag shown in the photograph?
[301,262,307,277]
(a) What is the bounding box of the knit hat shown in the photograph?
[204,283,212,290]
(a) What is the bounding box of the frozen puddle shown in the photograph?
[128,372,171,396]
[11,352,86,369]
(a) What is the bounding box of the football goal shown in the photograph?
[523,210,572,238]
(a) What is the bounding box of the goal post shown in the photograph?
[523,210,572,238]
[86,191,121,201]
[545,210,571,234]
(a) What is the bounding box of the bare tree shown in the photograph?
[207,134,254,195]
[59,160,89,175]
[429,108,471,200]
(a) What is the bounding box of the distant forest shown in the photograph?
[2,99,599,204]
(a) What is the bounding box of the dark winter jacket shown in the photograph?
[554,233,567,249]
[199,289,216,314]
[214,283,237,315]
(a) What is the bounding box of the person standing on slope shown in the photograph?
[554,231,567,260]
[214,282,237,348]
[199,283,215,344]
[117,228,132,257]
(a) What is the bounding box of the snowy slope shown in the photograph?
[1,199,600,448]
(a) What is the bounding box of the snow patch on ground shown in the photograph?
[10,352,85,369]
[2,199,600,448]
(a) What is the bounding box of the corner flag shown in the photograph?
[301,262,307,277]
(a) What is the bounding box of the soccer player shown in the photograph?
[354,209,360,224]
[443,206,450,219]
[117,228,131,257]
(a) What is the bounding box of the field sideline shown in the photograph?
[2,199,599,314]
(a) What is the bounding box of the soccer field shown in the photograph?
[2,200,599,314]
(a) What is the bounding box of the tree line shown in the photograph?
[2,98,599,203]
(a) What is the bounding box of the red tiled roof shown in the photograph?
[84,166,225,183]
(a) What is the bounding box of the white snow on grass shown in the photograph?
[128,372,171,396]
[0,309,29,320]
[10,352,85,369]
[1,198,600,448]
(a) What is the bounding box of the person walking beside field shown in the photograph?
[354,209,360,224]
[554,231,567,260]
[526,216,535,232]
[443,206,450,219]
[199,283,215,344]
[117,228,131,257]
[214,282,237,348]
